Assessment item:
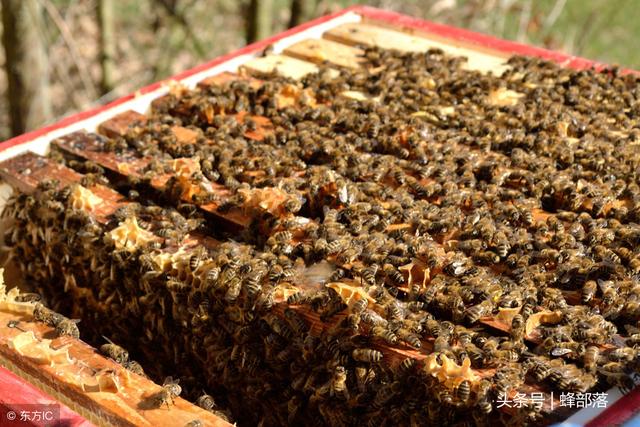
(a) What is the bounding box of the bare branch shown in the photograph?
[38,0,98,99]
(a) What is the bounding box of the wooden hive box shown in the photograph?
[0,5,638,426]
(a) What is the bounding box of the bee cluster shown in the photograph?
[4,45,640,426]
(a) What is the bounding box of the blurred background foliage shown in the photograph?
[0,0,636,140]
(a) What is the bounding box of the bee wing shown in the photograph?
[338,184,350,204]
[550,348,573,357]
[295,261,335,291]
[597,279,613,292]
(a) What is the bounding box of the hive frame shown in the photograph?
[0,5,636,425]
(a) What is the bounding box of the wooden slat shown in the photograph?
[97,111,147,138]
[0,152,126,222]
[95,108,271,144]
[98,109,273,151]
[0,310,229,427]
[197,71,263,90]
[283,38,366,69]
[241,54,325,80]
[0,152,81,194]
[51,132,251,230]
[53,132,148,178]
[324,22,508,74]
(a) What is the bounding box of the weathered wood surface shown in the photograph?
[0,309,229,427]
[323,22,509,74]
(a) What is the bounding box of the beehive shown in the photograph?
[0,6,639,426]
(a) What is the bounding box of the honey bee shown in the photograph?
[330,366,349,399]
[582,280,598,303]
[156,227,185,242]
[154,377,182,409]
[33,303,63,326]
[607,347,638,363]
[419,278,445,307]
[352,348,383,363]
[385,300,404,321]
[189,252,204,271]
[284,308,309,334]
[350,298,368,315]
[243,271,264,298]
[453,239,484,253]
[626,333,640,348]
[100,336,129,364]
[598,371,635,394]
[473,250,500,264]
[465,300,493,323]
[124,360,146,376]
[383,263,405,285]
[204,267,221,290]
[55,318,80,339]
[583,345,600,373]
[167,278,190,295]
[273,230,293,243]
[523,355,552,381]
[327,240,347,255]
[494,366,523,397]
[286,289,312,305]
[196,393,216,411]
[360,265,378,286]
[395,328,422,349]
[223,277,242,302]
[456,380,471,403]
[511,314,525,341]
[629,256,640,274]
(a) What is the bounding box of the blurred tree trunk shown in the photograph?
[288,0,315,28]
[156,0,206,58]
[2,0,51,136]
[97,0,116,94]
[246,0,273,44]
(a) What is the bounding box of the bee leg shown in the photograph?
[7,320,28,333]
